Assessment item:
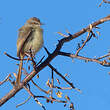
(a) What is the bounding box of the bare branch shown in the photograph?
[103,0,110,3]
[0,74,11,86]
[36,56,45,66]
[99,0,110,7]
[50,69,54,98]
[23,68,49,94]
[35,96,67,103]
[96,53,110,60]
[48,64,81,92]
[4,52,27,61]
[16,96,31,108]
[75,30,92,56]
[23,86,46,110]
[31,80,49,94]
[43,46,51,55]
[59,52,110,67]
[57,32,68,37]
[53,86,72,90]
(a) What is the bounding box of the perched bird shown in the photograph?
[16,17,43,84]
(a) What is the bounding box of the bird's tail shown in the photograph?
[16,59,23,84]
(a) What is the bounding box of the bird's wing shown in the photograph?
[17,26,33,57]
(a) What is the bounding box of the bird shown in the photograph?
[16,17,44,85]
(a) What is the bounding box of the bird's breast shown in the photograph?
[23,28,43,55]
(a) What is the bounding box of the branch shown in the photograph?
[16,96,31,108]
[59,51,110,67]
[23,86,46,110]
[34,96,67,103]
[103,0,110,3]
[1,15,110,106]
[23,68,49,94]
[75,30,93,56]
[50,69,54,98]
[53,86,72,90]
[99,0,110,7]
[48,64,75,89]
[31,80,49,94]
[0,74,12,85]
[4,52,27,61]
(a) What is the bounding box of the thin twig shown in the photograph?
[103,0,110,3]
[57,32,68,37]
[53,86,72,90]
[50,69,54,98]
[35,96,67,103]
[4,52,27,61]
[43,46,50,55]
[36,56,45,66]
[96,53,110,60]
[0,74,12,86]
[59,51,110,67]
[23,86,46,110]
[23,68,49,94]
[8,79,15,86]
[31,80,49,94]
[99,0,104,7]
[48,64,81,92]
[75,31,92,56]
[16,96,31,108]
[99,0,110,7]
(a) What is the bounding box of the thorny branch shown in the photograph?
[1,15,110,108]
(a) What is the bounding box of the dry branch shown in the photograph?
[99,0,110,7]
[58,52,110,66]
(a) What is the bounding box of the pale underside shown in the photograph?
[17,25,43,57]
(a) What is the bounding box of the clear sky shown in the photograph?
[0,0,110,110]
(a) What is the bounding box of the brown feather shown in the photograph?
[16,59,23,84]
[17,26,33,57]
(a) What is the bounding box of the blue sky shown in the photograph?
[0,0,110,110]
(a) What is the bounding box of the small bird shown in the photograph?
[16,17,44,84]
